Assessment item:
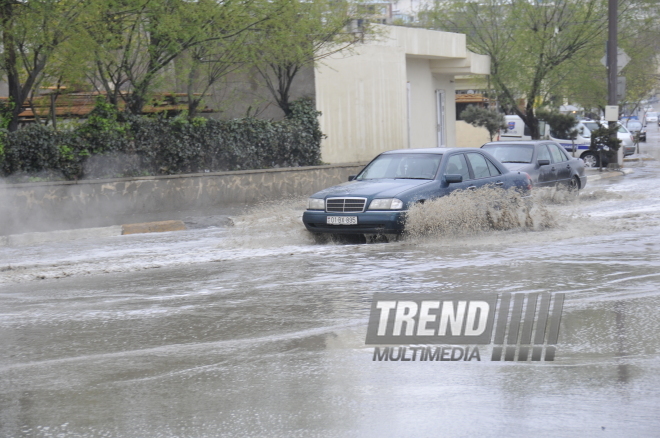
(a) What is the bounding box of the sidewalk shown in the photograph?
[585,166,634,182]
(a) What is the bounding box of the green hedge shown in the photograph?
[0,98,323,182]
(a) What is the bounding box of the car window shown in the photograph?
[486,158,501,176]
[466,153,491,179]
[445,154,470,181]
[617,124,628,134]
[581,122,600,137]
[481,144,533,163]
[358,153,442,180]
[548,143,567,163]
[537,144,551,162]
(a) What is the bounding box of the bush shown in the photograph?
[0,98,324,181]
[459,105,507,141]
[536,110,578,140]
[589,125,621,156]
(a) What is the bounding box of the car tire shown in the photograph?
[581,152,600,168]
[568,176,580,192]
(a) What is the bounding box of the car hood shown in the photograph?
[312,179,433,199]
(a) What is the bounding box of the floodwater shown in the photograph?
[2,152,660,436]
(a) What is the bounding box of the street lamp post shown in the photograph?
[607,0,619,167]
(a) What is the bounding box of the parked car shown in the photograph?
[498,116,634,166]
[481,141,587,190]
[302,148,532,237]
[644,111,658,125]
[623,120,646,142]
[574,120,635,164]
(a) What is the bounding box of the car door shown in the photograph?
[443,153,473,194]
[465,152,506,190]
[547,142,571,186]
[536,144,557,187]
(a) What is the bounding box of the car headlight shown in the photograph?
[307,198,325,210]
[368,198,404,210]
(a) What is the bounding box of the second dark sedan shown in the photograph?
[481,141,587,190]
[302,148,532,236]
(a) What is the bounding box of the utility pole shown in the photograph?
[607,0,618,167]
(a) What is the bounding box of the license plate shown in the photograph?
[327,216,358,225]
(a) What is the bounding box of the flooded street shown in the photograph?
[2,151,660,436]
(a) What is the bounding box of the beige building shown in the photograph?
[314,25,490,164]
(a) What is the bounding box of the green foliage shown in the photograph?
[0,100,13,131]
[459,105,507,141]
[536,110,578,140]
[589,125,621,162]
[76,97,131,156]
[1,98,323,181]
[420,0,608,139]
[250,0,367,117]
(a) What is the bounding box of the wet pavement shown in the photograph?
[2,131,660,437]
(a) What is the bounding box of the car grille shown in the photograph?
[326,198,367,213]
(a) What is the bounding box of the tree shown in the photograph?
[558,0,660,117]
[420,0,609,139]
[249,0,367,118]
[0,0,87,131]
[174,1,266,119]
[460,105,506,141]
[536,109,577,140]
[82,0,269,116]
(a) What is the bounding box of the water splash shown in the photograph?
[404,187,556,239]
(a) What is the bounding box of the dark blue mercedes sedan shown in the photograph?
[302,148,532,237]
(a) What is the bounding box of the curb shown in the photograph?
[0,225,123,247]
[1,220,187,247]
[121,220,187,235]
[585,167,632,182]
[623,157,656,163]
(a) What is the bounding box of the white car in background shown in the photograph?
[578,120,635,163]
[644,111,658,125]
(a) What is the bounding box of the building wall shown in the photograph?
[455,120,491,148]
[315,25,487,164]
[406,57,436,148]
[315,45,408,164]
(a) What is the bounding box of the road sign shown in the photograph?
[617,76,626,100]
[601,48,631,74]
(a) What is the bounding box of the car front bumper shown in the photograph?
[302,210,407,235]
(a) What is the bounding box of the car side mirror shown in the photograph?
[445,174,462,184]
[537,159,550,166]
[348,175,356,181]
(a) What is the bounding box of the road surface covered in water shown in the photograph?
[2,152,660,436]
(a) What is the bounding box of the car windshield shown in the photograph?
[356,153,442,180]
[627,122,642,130]
[581,121,601,138]
[481,144,534,164]
[647,112,657,118]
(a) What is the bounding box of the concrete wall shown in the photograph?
[455,121,491,148]
[315,45,409,164]
[0,164,365,235]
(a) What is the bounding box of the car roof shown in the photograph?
[381,147,480,155]
[482,140,559,146]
